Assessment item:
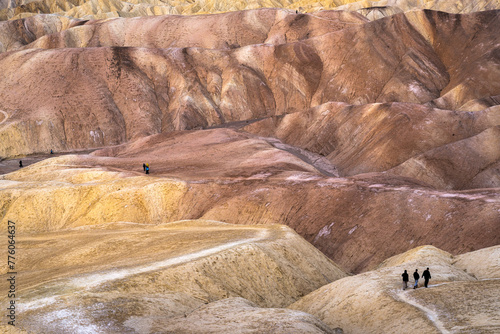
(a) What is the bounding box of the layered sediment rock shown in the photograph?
[0,2,499,333]
[291,245,500,333]
[1,129,499,273]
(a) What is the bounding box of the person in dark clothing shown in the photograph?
[413,269,420,289]
[19,160,23,168]
[402,270,409,290]
[143,163,146,171]
[422,268,431,288]
[145,165,149,174]
[50,149,53,154]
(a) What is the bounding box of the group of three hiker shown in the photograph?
[402,268,431,290]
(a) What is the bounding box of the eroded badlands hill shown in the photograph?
[1,9,500,176]
[1,0,499,21]
[291,245,500,333]
[0,220,346,333]
[0,2,499,333]
[1,129,499,274]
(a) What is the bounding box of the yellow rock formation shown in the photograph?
[0,0,499,332]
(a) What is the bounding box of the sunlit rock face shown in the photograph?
[0,1,499,333]
[291,245,500,334]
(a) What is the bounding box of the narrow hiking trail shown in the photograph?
[394,287,451,334]
[20,228,273,312]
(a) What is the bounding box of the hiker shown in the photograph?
[143,163,146,171]
[50,149,53,154]
[145,164,149,174]
[413,269,420,289]
[422,267,431,288]
[19,160,23,168]
[402,270,409,290]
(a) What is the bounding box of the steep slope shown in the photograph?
[0,14,84,52]
[244,102,500,178]
[1,129,499,273]
[0,10,455,157]
[0,220,346,333]
[290,245,500,333]
[389,126,500,189]
[21,10,367,51]
[406,10,500,110]
[336,0,500,17]
[2,0,499,21]
[2,9,500,163]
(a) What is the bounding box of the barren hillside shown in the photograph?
[0,0,499,333]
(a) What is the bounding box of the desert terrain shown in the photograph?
[0,0,499,333]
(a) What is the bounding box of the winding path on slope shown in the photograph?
[395,288,450,334]
[20,227,273,312]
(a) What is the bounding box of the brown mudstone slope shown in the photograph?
[1,0,498,21]
[1,9,500,165]
[1,129,499,274]
[0,220,346,333]
[0,3,500,333]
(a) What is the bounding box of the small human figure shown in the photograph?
[145,165,149,174]
[50,149,53,154]
[143,163,146,171]
[402,270,409,290]
[413,269,420,289]
[422,267,431,288]
[296,9,298,14]
[19,160,23,168]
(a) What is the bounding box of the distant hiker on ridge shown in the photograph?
[50,149,53,154]
[413,269,419,289]
[145,163,149,174]
[402,270,409,290]
[19,160,23,168]
[422,267,431,288]
[143,163,146,171]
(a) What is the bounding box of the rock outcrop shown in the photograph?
[2,0,498,21]
[2,9,500,166]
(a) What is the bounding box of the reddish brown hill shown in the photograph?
[22,9,368,51]
[1,129,499,273]
[0,10,459,157]
[244,101,500,184]
[407,10,500,110]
